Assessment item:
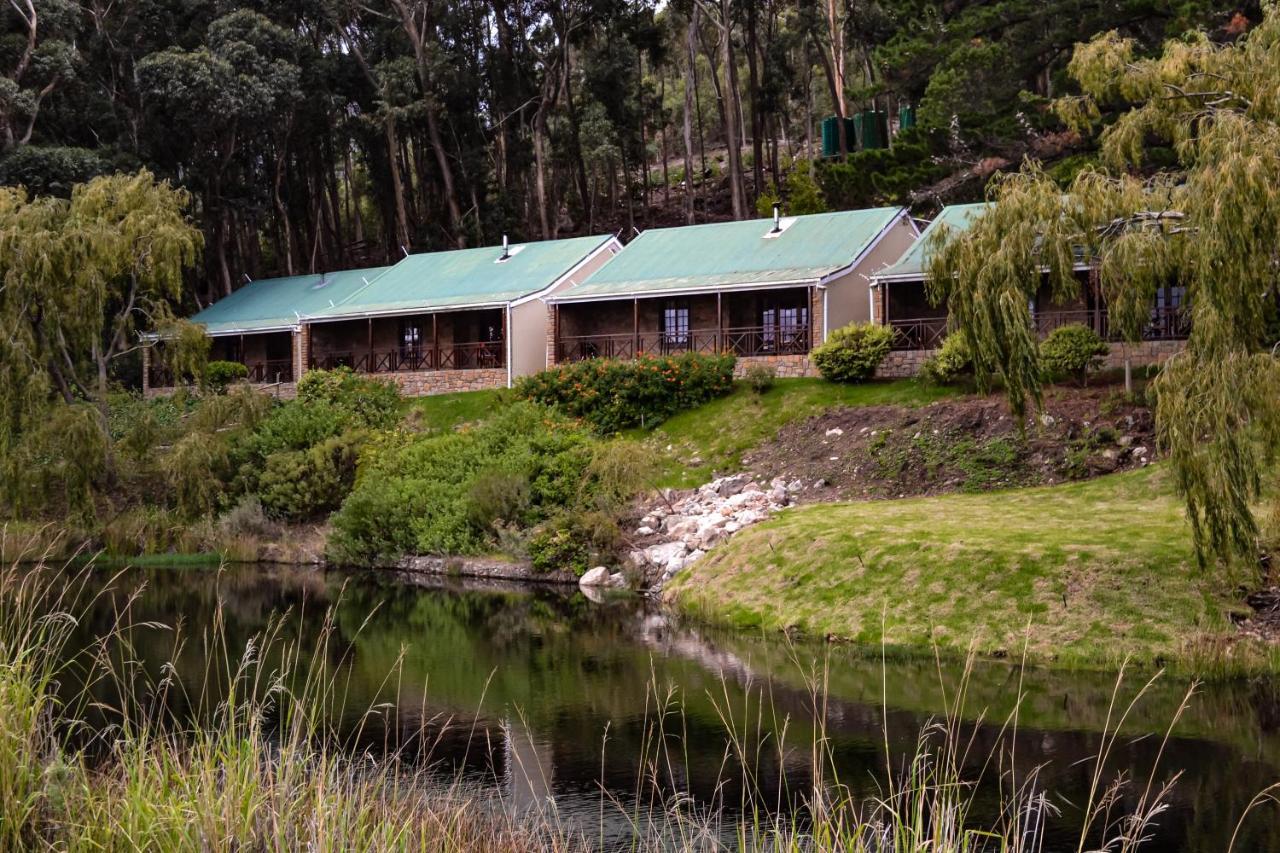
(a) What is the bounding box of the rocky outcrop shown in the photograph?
[631,473,800,592]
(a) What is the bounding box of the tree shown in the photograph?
[927,8,1280,566]
[0,170,202,430]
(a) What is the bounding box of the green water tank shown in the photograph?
[854,110,890,150]
[899,104,917,131]
[820,115,858,158]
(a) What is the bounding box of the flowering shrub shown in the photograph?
[514,353,736,433]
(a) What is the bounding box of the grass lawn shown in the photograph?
[638,377,961,488]
[404,388,508,434]
[667,464,1271,672]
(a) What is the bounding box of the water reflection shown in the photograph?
[54,563,1280,852]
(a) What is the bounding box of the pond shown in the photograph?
[51,563,1280,851]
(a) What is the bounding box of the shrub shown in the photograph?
[528,510,621,576]
[296,367,401,429]
[514,352,735,433]
[743,363,776,394]
[257,432,364,521]
[217,495,277,539]
[327,403,600,566]
[920,334,972,385]
[205,360,248,393]
[465,471,531,532]
[811,322,894,383]
[1039,324,1109,386]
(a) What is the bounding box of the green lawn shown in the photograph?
[667,465,1267,672]
[638,377,961,488]
[404,388,508,434]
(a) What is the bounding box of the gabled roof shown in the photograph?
[190,266,391,335]
[306,234,615,320]
[551,208,907,302]
[875,203,990,282]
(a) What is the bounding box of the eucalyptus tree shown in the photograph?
[927,7,1280,566]
[0,0,79,151]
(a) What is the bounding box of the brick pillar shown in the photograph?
[141,343,151,393]
[293,325,310,382]
[810,287,825,347]
[869,283,883,325]
[545,302,559,368]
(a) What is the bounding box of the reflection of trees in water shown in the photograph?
[47,564,1280,853]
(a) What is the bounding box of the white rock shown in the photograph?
[667,518,699,538]
[769,486,787,504]
[736,509,766,526]
[608,572,627,589]
[1134,446,1148,456]
[685,549,706,564]
[646,540,688,567]
[629,550,647,567]
[1039,413,1055,427]
[724,521,741,533]
[788,479,804,492]
[1117,435,1134,447]
[829,456,839,461]
[579,566,611,587]
[825,427,844,437]
[636,525,655,536]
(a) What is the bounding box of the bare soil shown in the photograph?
[741,384,1156,503]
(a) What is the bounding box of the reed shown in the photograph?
[0,550,1271,851]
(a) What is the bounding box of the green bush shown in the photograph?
[528,510,621,576]
[296,367,401,429]
[205,360,248,392]
[920,334,972,385]
[256,432,364,521]
[1039,324,1109,386]
[327,403,603,566]
[811,322,895,383]
[514,352,735,433]
[743,363,776,394]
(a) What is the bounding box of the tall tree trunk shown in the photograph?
[745,2,765,199]
[385,115,412,251]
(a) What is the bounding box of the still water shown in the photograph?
[56,563,1280,851]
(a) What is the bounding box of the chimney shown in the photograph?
[500,234,510,261]
[771,203,782,234]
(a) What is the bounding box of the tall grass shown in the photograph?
[0,551,1274,851]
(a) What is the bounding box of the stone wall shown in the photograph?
[875,339,1187,379]
[875,349,935,379]
[382,367,508,396]
[734,354,815,378]
[146,381,298,400]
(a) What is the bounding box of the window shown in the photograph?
[400,319,423,353]
[763,303,808,351]
[662,302,690,346]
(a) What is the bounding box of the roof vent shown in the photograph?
[763,209,797,239]
[495,236,525,263]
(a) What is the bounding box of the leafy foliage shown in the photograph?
[811,323,895,384]
[205,361,248,393]
[920,334,974,386]
[1039,324,1109,385]
[295,368,401,431]
[514,353,736,433]
[929,7,1280,565]
[257,432,364,521]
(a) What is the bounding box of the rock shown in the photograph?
[724,521,741,533]
[735,509,766,526]
[814,478,828,488]
[608,572,627,589]
[788,479,804,492]
[628,550,647,567]
[829,456,839,461]
[646,540,688,568]
[635,525,655,536]
[1039,413,1056,427]
[579,566,611,587]
[825,427,844,437]
[1133,445,1148,457]
[1101,448,1117,460]
[685,549,706,564]
[667,518,699,538]
[769,486,787,504]
[1117,435,1134,447]
[715,474,750,497]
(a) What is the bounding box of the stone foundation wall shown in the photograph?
[876,349,935,379]
[1101,340,1185,370]
[875,339,1187,379]
[146,381,297,400]
[383,367,508,396]
[734,354,815,378]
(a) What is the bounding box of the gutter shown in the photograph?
[548,277,824,305]
[301,301,512,324]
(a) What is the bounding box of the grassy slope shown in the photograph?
[404,388,507,433]
[668,464,1268,671]
[638,378,960,488]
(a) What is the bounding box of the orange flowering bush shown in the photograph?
[514,353,735,432]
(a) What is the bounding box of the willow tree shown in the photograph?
[927,9,1280,566]
[0,171,202,455]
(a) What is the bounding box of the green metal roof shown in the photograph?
[552,208,905,301]
[307,234,614,320]
[189,266,391,335]
[876,203,990,281]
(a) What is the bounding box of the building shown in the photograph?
[145,234,620,397]
[870,203,1190,377]
[545,207,918,377]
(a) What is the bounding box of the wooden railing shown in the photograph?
[148,359,293,387]
[887,306,1189,351]
[310,341,505,373]
[555,325,810,363]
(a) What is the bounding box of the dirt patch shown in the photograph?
[742,384,1155,502]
